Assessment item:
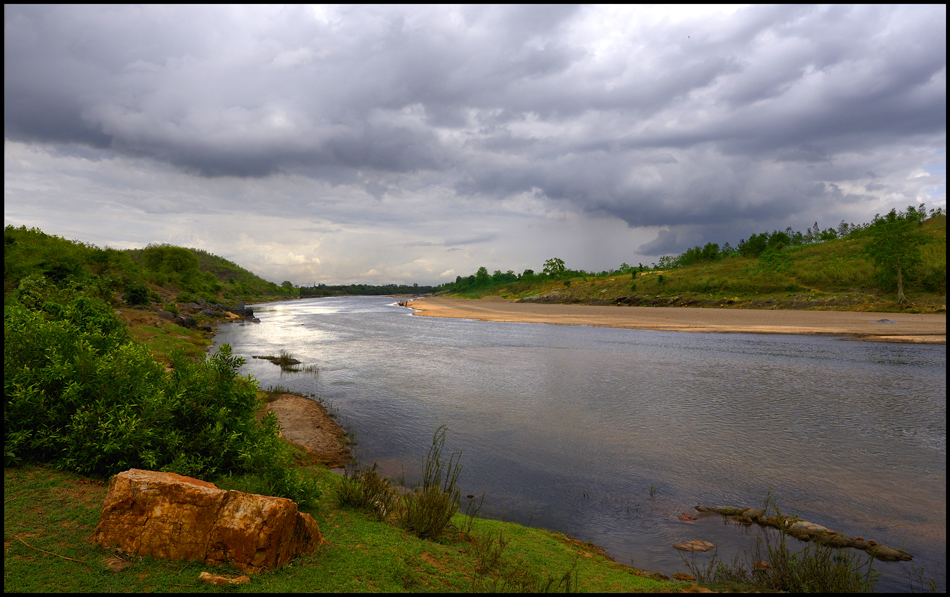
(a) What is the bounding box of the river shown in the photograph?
[211,295,946,592]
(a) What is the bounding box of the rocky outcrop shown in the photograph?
[694,505,913,562]
[93,469,323,574]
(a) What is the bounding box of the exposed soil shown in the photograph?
[261,394,352,468]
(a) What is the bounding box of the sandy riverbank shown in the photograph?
[405,296,946,343]
[260,394,352,468]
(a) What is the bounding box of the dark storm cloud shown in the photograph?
[4,4,946,246]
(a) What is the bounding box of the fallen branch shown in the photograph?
[13,534,90,566]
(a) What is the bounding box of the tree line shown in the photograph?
[442,204,945,301]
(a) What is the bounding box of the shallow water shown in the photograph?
[212,296,946,592]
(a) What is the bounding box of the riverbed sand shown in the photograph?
[405,297,946,343]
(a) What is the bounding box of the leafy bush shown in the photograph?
[123,282,150,305]
[4,279,319,507]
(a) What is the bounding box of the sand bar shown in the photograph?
[406,297,946,343]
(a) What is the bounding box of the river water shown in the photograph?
[211,296,946,592]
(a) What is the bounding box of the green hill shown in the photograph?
[442,212,946,314]
[4,226,297,307]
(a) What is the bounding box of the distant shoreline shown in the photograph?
[405,296,946,344]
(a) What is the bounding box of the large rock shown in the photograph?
[93,469,322,574]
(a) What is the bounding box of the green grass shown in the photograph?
[4,463,696,593]
[126,320,211,364]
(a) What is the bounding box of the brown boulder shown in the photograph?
[93,469,322,574]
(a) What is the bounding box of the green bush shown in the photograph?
[400,425,462,540]
[123,282,150,305]
[4,279,319,507]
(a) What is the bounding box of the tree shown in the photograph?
[542,258,565,277]
[865,209,925,305]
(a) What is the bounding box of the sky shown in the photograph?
[4,4,946,286]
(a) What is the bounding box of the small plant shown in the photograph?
[563,280,572,287]
[657,274,665,284]
[335,462,400,521]
[630,282,637,292]
[648,485,656,498]
[400,425,462,540]
[470,530,511,574]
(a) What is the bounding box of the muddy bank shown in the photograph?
[260,394,352,468]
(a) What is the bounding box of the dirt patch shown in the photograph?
[261,394,352,468]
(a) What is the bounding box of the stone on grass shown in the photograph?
[199,572,252,585]
[93,469,322,574]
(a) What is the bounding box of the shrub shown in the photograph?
[4,283,319,507]
[123,282,150,305]
[336,462,399,521]
[400,425,462,540]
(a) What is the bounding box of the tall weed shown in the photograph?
[401,425,462,540]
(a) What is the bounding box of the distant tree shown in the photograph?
[542,258,566,277]
[738,233,768,257]
[475,267,491,286]
[865,209,925,304]
[766,231,791,252]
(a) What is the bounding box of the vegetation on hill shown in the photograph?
[3,226,302,307]
[440,206,946,313]
[300,282,437,298]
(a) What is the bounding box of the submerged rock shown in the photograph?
[673,540,715,552]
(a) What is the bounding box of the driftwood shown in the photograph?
[695,505,912,562]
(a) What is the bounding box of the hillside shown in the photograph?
[444,213,946,314]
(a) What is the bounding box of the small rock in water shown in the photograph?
[673,540,715,552]
[869,319,898,324]
[678,512,698,522]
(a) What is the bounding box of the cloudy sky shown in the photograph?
[4,4,946,286]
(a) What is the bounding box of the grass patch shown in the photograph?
[125,319,210,364]
[252,350,317,373]
[6,462,694,593]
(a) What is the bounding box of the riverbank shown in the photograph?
[405,296,946,343]
[259,393,352,468]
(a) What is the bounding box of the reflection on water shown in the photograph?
[212,296,946,592]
